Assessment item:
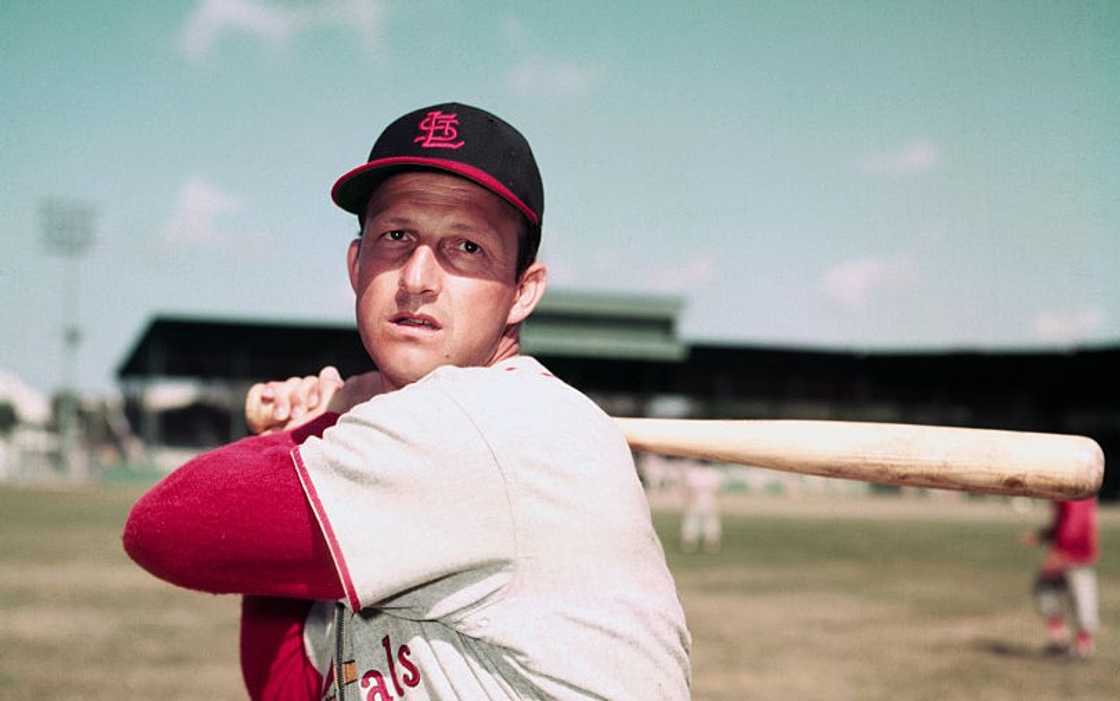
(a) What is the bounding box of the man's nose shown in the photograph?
[398,245,441,296]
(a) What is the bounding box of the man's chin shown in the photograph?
[374,352,452,391]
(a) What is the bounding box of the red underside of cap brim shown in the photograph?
[331,156,540,226]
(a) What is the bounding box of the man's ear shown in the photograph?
[507,262,548,327]
[346,238,362,294]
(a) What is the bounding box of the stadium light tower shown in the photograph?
[39,198,96,479]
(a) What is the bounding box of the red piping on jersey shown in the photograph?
[332,156,540,226]
[292,446,362,612]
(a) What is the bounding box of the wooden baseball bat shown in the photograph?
[614,419,1104,500]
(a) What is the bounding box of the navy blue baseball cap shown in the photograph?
[331,102,544,226]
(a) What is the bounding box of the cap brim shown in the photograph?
[331,156,540,225]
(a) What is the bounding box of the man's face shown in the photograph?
[347,171,545,391]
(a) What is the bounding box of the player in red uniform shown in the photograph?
[1024,497,1099,658]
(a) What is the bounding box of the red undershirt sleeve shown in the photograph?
[240,596,324,701]
[123,412,348,700]
[122,412,345,599]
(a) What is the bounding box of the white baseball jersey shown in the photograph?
[292,355,691,700]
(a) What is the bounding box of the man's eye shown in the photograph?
[458,240,482,254]
[381,230,408,242]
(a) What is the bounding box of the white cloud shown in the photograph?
[1033,306,1106,343]
[180,0,295,60]
[180,0,384,62]
[822,255,913,310]
[313,0,385,48]
[161,177,241,246]
[507,58,598,97]
[501,17,599,98]
[859,140,941,176]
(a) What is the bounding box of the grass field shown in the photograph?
[1,484,1116,700]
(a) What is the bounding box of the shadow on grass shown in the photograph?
[974,638,1044,659]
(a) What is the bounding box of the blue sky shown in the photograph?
[2,1,1117,393]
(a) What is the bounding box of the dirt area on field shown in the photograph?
[2,485,1116,700]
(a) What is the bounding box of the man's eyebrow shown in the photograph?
[444,221,496,236]
[366,215,415,229]
[364,214,500,239]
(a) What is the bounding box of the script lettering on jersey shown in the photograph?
[347,634,420,701]
[413,110,465,149]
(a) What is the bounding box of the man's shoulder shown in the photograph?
[425,356,579,400]
[428,355,552,380]
[428,356,615,429]
[341,356,612,441]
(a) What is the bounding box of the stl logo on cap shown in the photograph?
[413,110,465,150]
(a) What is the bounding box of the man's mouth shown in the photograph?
[391,313,441,330]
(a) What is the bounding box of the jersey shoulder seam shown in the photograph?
[430,379,523,619]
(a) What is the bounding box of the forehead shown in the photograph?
[364,171,521,230]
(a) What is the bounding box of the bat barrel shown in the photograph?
[615,418,1104,500]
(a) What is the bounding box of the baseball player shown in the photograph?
[679,459,723,554]
[123,103,692,700]
[1023,497,1099,658]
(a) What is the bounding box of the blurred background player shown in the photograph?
[1022,497,1100,658]
[679,458,723,554]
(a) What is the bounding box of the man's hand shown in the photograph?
[245,366,384,435]
[245,366,344,435]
